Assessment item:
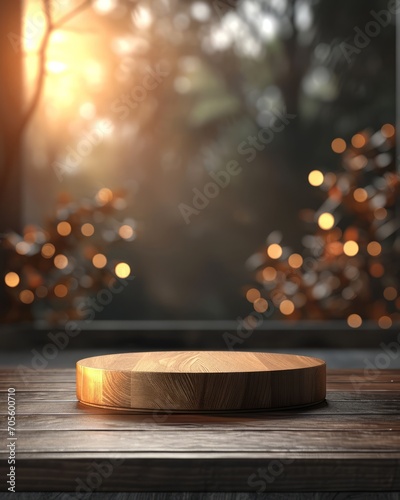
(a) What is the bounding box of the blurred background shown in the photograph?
[0,0,397,334]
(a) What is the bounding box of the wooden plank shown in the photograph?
[0,457,399,492]
[327,391,400,401]
[0,391,77,401]
[2,429,399,453]
[2,413,400,432]
[1,389,400,403]
[326,370,400,382]
[0,383,76,391]
[326,382,400,391]
[2,399,400,415]
[0,370,74,376]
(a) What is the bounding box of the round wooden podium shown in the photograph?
[76,351,326,412]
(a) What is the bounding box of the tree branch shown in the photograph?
[53,0,91,29]
[0,0,91,196]
[16,0,52,137]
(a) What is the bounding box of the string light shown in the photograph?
[1,189,135,324]
[247,125,397,327]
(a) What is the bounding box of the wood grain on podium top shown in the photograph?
[77,351,325,373]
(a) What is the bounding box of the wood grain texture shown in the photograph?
[76,351,326,411]
[0,494,397,500]
[0,367,400,492]
[2,412,400,431]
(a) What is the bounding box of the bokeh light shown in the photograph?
[5,272,20,288]
[46,61,67,74]
[331,138,346,153]
[280,300,295,315]
[351,133,366,148]
[92,253,107,269]
[57,221,72,236]
[370,262,384,278]
[350,155,368,170]
[367,241,382,257]
[374,208,387,220]
[378,316,392,329]
[119,225,134,239]
[327,241,343,256]
[81,223,95,237]
[16,241,31,255]
[383,287,397,301]
[381,123,395,138]
[115,262,131,278]
[288,253,303,269]
[254,298,268,313]
[54,284,68,298]
[19,290,34,304]
[343,240,359,257]
[262,267,277,281]
[318,213,335,230]
[246,288,261,303]
[267,243,283,259]
[353,188,368,202]
[347,314,362,328]
[42,243,56,258]
[93,0,118,14]
[308,170,324,187]
[54,254,69,269]
[96,188,113,205]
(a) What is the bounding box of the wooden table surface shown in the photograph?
[0,368,399,493]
